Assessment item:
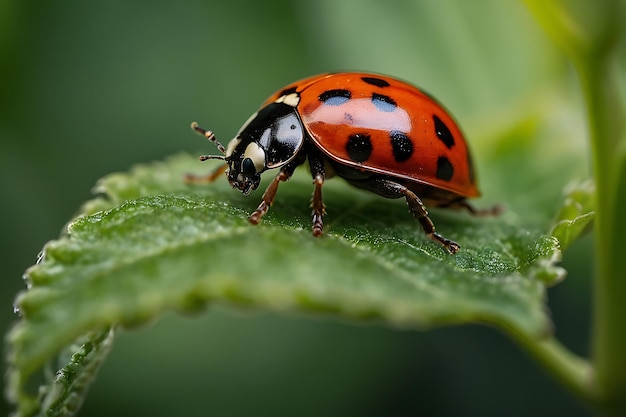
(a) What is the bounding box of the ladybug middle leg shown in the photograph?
[308,149,327,237]
[369,178,461,254]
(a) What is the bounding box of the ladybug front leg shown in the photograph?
[376,179,461,254]
[248,169,293,225]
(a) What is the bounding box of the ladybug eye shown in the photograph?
[242,142,266,173]
[242,157,256,176]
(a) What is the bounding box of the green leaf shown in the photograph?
[7,138,579,416]
[40,329,115,417]
[551,180,595,251]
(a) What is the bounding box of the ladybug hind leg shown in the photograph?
[371,178,460,254]
[444,199,503,217]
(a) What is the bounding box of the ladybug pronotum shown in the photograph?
[187,72,497,253]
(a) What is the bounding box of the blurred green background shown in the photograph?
[0,1,603,416]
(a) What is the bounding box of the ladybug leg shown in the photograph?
[249,166,296,225]
[308,153,327,237]
[377,179,460,254]
[450,200,503,216]
[185,163,228,184]
[311,174,326,236]
[249,171,290,225]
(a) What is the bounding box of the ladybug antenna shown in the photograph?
[191,121,226,160]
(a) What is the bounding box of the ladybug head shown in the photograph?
[197,102,306,195]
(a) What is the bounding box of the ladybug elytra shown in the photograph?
[187,72,496,254]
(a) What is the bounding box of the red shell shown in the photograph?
[263,72,479,199]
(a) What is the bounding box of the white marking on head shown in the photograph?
[275,93,300,107]
[243,142,266,173]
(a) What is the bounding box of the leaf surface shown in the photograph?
[7,110,587,416]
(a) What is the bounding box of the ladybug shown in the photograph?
[187,72,496,253]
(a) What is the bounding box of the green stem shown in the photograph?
[523,1,626,414]
[580,53,626,416]
[505,326,592,403]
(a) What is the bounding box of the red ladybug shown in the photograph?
[188,72,496,253]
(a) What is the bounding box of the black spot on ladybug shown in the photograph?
[278,86,298,98]
[319,89,351,106]
[389,131,413,162]
[436,156,454,181]
[434,115,455,149]
[371,93,397,112]
[361,77,390,88]
[346,133,372,163]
